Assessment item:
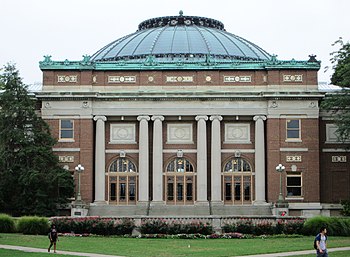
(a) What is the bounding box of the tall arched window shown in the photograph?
[222,157,254,204]
[108,157,138,205]
[164,158,195,204]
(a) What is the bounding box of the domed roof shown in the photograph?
[90,12,271,63]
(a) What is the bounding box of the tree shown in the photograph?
[0,64,74,216]
[322,38,350,141]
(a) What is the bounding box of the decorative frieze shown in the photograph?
[167,124,193,144]
[332,156,347,163]
[166,76,193,83]
[223,75,251,83]
[286,156,302,162]
[110,124,136,144]
[283,74,303,82]
[224,123,251,143]
[57,75,77,83]
[108,76,136,83]
[59,156,74,163]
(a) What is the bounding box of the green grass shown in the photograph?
[0,249,79,257]
[0,233,350,257]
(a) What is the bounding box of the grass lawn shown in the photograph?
[0,233,350,257]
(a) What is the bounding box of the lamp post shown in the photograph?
[75,164,84,204]
[275,163,285,203]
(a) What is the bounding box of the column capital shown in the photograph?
[137,115,150,121]
[151,115,164,121]
[195,115,208,121]
[93,115,107,122]
[210,115,223,121]
[253,115,266,122]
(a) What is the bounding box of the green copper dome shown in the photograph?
[90,13,271,63]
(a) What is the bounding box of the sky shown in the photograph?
[0,0,349,85]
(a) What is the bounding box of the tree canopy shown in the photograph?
[0,64,74,216]
[322,38,350,141]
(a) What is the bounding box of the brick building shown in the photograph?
[37,13,349,217]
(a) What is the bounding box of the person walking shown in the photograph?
[48,224,58,253]
[315,226,328,257]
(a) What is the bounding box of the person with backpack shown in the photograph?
[314,226,328,257]
[48,224,58,253]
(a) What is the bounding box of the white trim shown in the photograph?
[280,148,308,152]
[163,149,197,153]
[105,149,140,154]
[322,148,350,153]
[53,148,81,152]
[221,149,255,153]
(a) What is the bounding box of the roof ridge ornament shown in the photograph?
[179,10,183,17]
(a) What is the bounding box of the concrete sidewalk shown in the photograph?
[1,244,350,257]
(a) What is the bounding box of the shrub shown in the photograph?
[17,216,49,235]
[50,217,135,236]
[253,220,274,235]
[236,219,253,234]
[140,219,168,234]
[302,216,350,236]
[340,200,350,216]
[0,214,16,233]
[222,223,237,233]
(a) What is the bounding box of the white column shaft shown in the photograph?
[210,115,223,203]
[196,115,208,203]
[254,115,267,204]
[94,116,107,203]
[137,115,150,202]
[152,115,164,202]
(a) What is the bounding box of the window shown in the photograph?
[223,157,254,204]
[286,172,302,197]
[108,157,138,205]
[165,158,195,204]
[286,119,300,140]
[60,119,74,140]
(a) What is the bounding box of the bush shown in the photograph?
[302,216,350,236]
[340,200,350,216]
[17,216,49,235]
[0,214,16,233]
[139,220,213,235]
[50,217,135,236]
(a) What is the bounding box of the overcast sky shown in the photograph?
[1,0,348,85]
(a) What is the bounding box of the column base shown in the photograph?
[150,201,166,206]
[253,200,270,206]
[195,200,209,206]
[210,201,224,207]
[91,200,107,206]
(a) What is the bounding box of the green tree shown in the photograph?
[322,38,350,141]
[0,64,74,216]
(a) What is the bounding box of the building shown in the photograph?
[37,12,349,217]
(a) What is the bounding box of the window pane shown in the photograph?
[61,120,73,129]
[225,183,232,200]
[110,183,116,201]
[234,177,241,200]
[287,120,299,129]
[60,130,73,139]
[244,177,251,200]
[287,187,301,196]
[186,183,193,201]
[287,130,299,139]
[129,183,135,200]
[167,183,174,200]
[120,183,126,200]
[287,177,301,186]
[177,183,183,200]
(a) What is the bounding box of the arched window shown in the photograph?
[164,158,195,204]
[108,157,138,205]
[222,157,254,204]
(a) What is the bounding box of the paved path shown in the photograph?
[1,244,350,257]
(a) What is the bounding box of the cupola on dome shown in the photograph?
[90,11,271,63]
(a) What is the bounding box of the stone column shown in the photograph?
[253,115,267,204]
[137,115,150,203]
[195,115,208,204]
[151,115,165,203]
[93,115,107,204]
[210,115,223,204]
